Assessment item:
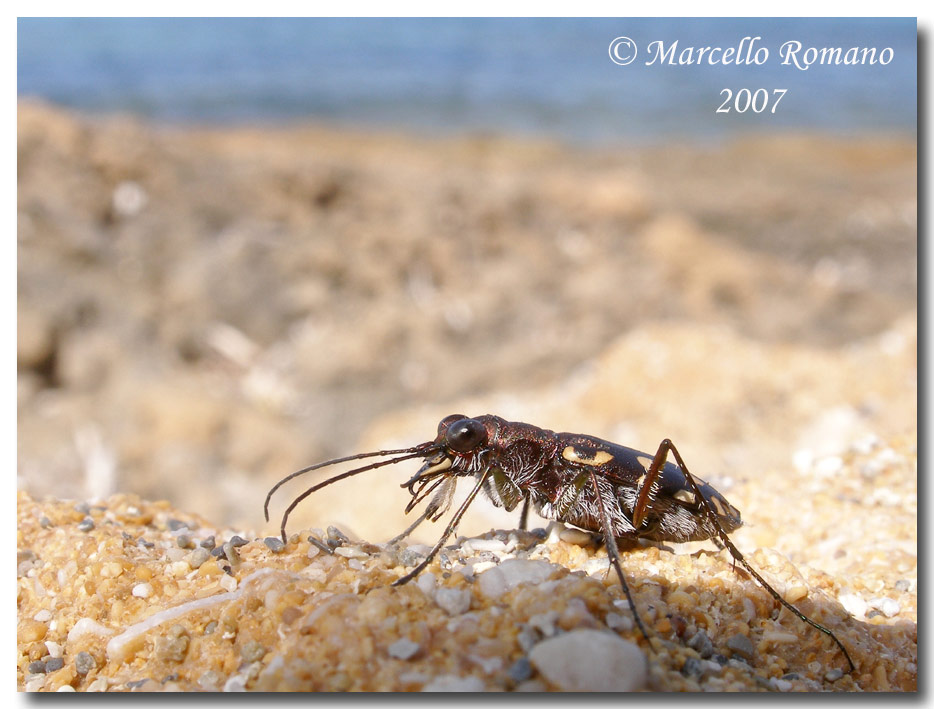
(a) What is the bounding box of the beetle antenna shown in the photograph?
[272,448,438,543]
[264,443,435,523]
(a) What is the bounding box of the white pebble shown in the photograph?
[416,572,437,598]
[388,638,421,660]
[334,545,368,559]
[33,609,52,622]
[477,559,558,599]
[466,538,507,553]
[529,629,647,691]
[814,456,844,477]
[435,587,472,615]
[44,641,63,658]
[132,582,153,598]
[604,612,632,631]
[583,557,610,576]
[869,597,901,617]
[838,593,868,618]
[421,675,486,692]
[220,574,238,592]
[792,449,814,474]
[112,180,148,217]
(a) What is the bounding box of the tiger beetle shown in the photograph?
[264,413,855,673]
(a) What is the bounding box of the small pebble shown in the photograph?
[27,660,46,674]
[509,657,533,682]
[175,533,194,549]
[528,629,647,691]
[44,641,63,658]
[334,545,368,559]
[435,587,471,615]
[45,657,64,672]
[200,536,216,550]
[228,535,249,547]
[77,517,95,532]
[687,629,715,658]
[187,547,212,568]
[477,559,557,599]
[894,579,912,593]
[241,641,266,663]
[222,542,241,565]
[73,502,91,515]
[388,638,420,660]
[75,651,96,676]
[726,633,755,662]
[869,597,901,617]
[39,516,52,528]
[166,519,189,532]
[824,668,844,682]
[263,537,285,553]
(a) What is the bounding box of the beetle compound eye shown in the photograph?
[437,414,468,435]
[445,418,487,453]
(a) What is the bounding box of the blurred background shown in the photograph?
[17,18,917,544]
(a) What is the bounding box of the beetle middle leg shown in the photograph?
[588,472,652,644]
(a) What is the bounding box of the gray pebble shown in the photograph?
[824,668,844,682]
[687,629,715,658]
[200,535,216,550]
[726,633,755,662]
[77,517,95,532]
[175,533,194,549]
[27,660,46,674]
[126,679,150,689]
[187,547,212,569]
[399,547,425,566]
[45,657,64,672]
[509,657,533,682]
[264,537,286,553]
[166,519,189,531]
[228,535,249,547]
[74,651,96,675]
[681,656,703,678]
[39,516,53,528]
[73,502,91,515]
[895,579,911,592]
[327,526,350,547]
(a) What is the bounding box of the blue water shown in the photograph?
[17,17,917,144]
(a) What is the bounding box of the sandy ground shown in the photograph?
[17,100,916,691]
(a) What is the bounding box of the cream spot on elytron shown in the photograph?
[636,455,654,472]
[673,489,696,504]
[710,496,727,516]
[561,446,613,466]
